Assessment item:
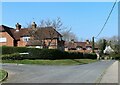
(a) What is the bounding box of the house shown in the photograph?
[65,40,98,53]
[103,45,114,54]
[0,22,64,50]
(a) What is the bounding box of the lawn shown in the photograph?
[1,59,97,65]
[0,69,7,82]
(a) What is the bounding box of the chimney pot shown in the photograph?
[15,23,21,31]
[32,22,37,29]
[86,40,90,44]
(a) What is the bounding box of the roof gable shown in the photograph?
[0,25,15,39]
[0,25,62,40]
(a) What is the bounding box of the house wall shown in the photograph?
[0,32,14,46]
[17,38,27,47]
[44,39,58,49]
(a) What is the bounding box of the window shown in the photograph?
[22,37,30,42]
[77,47,82,50]
[0,37,7,42]
[86,47,91,50]
[76,46,82,50]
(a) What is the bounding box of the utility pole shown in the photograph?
[92,36,95,53]
[103,39,106,53]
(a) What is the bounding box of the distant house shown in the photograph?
[0,22,64,50]
[65,40,98,53]
[104,45,114,54]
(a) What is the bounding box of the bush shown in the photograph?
[1,46,97,60]
[1,53,23,60]
[67,52,83,59]
[1,46,28,54]
[83,53,97,59]
[109,53,120,60]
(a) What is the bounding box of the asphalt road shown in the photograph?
[1,60,116,83]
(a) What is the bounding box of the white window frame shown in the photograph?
[86,47,91,50]
[0,37,7,42]
[77,47,82,50]
[22,37,30,42]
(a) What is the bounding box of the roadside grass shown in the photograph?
[0,69,7,82]
[1,59,97,65]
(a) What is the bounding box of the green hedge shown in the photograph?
[1,53,23,60]
[1,46,97,60]
[1,46,28,54]
[109,53,120,60]
[83,53,97,59]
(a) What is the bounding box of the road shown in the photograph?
[1,60,117,83]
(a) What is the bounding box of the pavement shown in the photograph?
[99,60,118,83]
[1,60,118,83]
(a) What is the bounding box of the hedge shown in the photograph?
[109,53,120,60]
[83,53,97,59]
[1,46,97,60]
[1,53,23,60]
[1,46,29,54]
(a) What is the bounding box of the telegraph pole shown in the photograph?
[92,36,95,53]
[102,39,106,54]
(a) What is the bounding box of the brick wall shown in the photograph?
[17,38,27,47]
[0,32,14,46]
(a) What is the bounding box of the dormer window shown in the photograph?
[86,46,92,50]
[22,37,30,42]
[76,46,82,50]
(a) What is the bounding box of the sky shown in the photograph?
[1,2,118,41]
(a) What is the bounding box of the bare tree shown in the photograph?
[27,17,78,48]
[28,26,56,49]
[61,28,78,42]
[26,18,63,48]
[96,36,120,54]
[38,17,63,31]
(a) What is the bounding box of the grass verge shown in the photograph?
[0,69,8,82]
[1,59,97,65]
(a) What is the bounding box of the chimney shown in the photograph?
[71,39,74,43]
[32,22,37,29]
[15,23,21,31]
[86,40,90,44]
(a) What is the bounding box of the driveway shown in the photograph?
[1,60,117,83]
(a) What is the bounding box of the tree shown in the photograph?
[61,29,78,42]
[27,17,77,48]
[96,36,120,54]
[28,22,58,49]
[96,38,107,54]
[38,17,63,32]
[107,36,120,53]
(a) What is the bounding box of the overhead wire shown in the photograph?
[95,0,117,39]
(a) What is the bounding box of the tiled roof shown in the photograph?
[0,25,62,40]
[65,41,98,49]
[10,28,30,40]
[35,27,62,39]
[26,40,42,46]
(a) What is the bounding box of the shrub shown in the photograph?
[83,53,97,59]
[67,52,83,59]
[1,46,97,60]
[1,46,28,54]
[1,53,23,60]
[109,53,120,60]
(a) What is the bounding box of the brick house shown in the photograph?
[0,22,64,50]
[65,40,98,53]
